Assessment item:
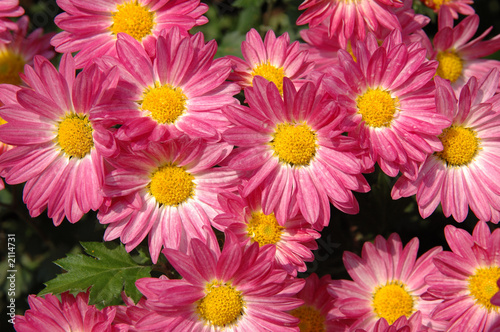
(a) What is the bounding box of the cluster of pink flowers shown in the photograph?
[1,0,500,331]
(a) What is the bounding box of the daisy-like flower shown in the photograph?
[14,291,116,332]
[213,187,320,276]
[321,30,450,180]
[424,12,500,93]
[228,28,314,94]
[51,0,208,68]
[296,0,403,42]
[134,229,305,331]
[0,54,122,225]
[422,0,474,19]
[0,0,24,42]
[222,76,369,229]
[328,233,443,331]
[94,28,239,149]
[424,221,500,331]
[290,273,348,332]
[392,72,500,223]
[98,137,239,263]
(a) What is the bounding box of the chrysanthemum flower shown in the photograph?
[328,233,443,331]
[14,291,116,332]
[98,137,239,263]
[93,29,238,149]
[51,0,208,68]
[134,230,305,331]
[0,54,122,225]
[356,311,425,332]
[296,0,403,42]
[321,30,450,180]
[425,12,500,93]
[392,72,500,223]
[222,76,369,229]
[289,273,348,332]
[422,0,474,19]
[228,28,314,94]
[213,187,320,276]
[0,0,24,42]
[424,221,500,331]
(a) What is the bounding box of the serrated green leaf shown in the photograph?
[39,242,151,309]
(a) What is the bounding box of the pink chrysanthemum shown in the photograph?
[423,12,500,93]
[422,0,474,19]
[289,273,348,332]
[213,187,320,276]
[222,76,369,229]
[93,28,238,149]
[296,0,403,42]
[424,221,500,331]
[228,28,314,94]
[98,137,239,263]
[14,291,116,332]
[0,0,24,42]
[321,30,450,180]
[51,0,208,68]
[133,230,305,331]
[0,54,123,225]
[392,72,500,223]
[328,233,443,331]
[356,311,425,332]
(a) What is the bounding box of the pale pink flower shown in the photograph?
[296,0,403,42]
[424,221,500,331]
[328,233,443,331]
[321,30,450,180]
[14,291,116,332]
[134,230,305,331]
[222,76,369,229]
[98,137,239,263]
[51,0,208,68]
[392,72,500,223]
[228,28,314,94]
[0,0,24,42]
[291,273,348,332]
[0,54,122,225]
[93,28,239,150]
[213,187,320,276]
[423,12,500,93]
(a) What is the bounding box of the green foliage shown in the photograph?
[39,242,152,309]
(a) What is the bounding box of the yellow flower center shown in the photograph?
[148,164,195,206]
[197,281,244,327]
[436,51,463,83]
[356,88,399,128]
[0,117,7,126]
[57,113,94,159]
[468,266,500,312]
[435,125,480,167]
[246,211,284,246]
[0,49,25,85]
[290,305,326,332]
[372,281,414,325]
[141,83,187,124]
[110,1,155,41]
[251,61,285,94]
[423,0,451,11]
[270,122,317,167]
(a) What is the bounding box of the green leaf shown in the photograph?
[39,242,152,309]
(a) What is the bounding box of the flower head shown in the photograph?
[98,137,238,263]
[14,291,116,332]
[422,0,474,19]
[213,187,320,276]
[425,221,500,331]
[328,233,443,331]
[51,0,208,68]
[134,230,305,331]
[0,54,122,225]
[228,28,314,94]
[222,76,369,229]
[392,71,500,223]
[322,30,450,180]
